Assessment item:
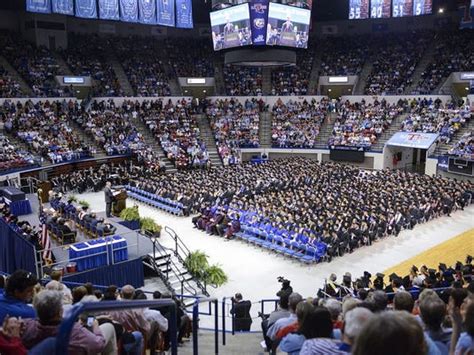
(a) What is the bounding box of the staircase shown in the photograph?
[180,331,265,355]
[67,118,108,157]
[259,111,272,148]
[130,116,177,172]
[354,62,373,95]
[405,46,435,94]
[196,114,223,167]
[53,52,73,76]
[314,113,338,147]
[214,60,225,95]
[262,67,273,95]
[371,113,409,152]
[0,55,33,96]
[163,62,182,96]
[434,119,474,156]
[142,226,209,305]
[309,55,322,95]
[105,53,134,97]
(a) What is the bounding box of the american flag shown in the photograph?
[39,215,52,262]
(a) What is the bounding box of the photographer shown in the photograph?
[261,294,290,352]
[276,277,293,300]
[230,293,252,332]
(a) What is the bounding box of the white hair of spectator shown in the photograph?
[344,308,374,340]
[342,297,361,316]
[33,290,63,322]
[81,295,100,302]
[45,280,63,291]
[324,298,342,320]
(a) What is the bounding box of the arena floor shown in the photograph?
[77,192,474,313]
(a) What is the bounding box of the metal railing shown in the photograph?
[56,299,178,355]
[192,297,219,355]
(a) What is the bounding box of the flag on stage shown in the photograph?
[40,219,52,263]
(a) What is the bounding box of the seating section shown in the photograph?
[140,99,208,169]
[447,132,473,159]
[401,99,472,144]
[271,50,314,95]
[319,36,368,76]
[328,99,402,149]
[0,33,70,97]
[1,100,92,163]
[271,98,328,148]
[413,31,474,95]
[113,36,171,97]
[166,38,215,78]
[365,32,431,95]
[61,34,122,97]
[206,98,261,165]
[0,134,39,173]
[0,65,25,98]
[223,65,263,96]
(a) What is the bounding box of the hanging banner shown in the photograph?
[99,0,120,20]
[176,0,193,28]
[157,0,175,27]
[139,0,157,24]
[26,0,51,13]
[52,0,74,15]
[120,0,139,22]
[250,0,269,46]
[75,0,97,18]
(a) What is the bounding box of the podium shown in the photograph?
[112,189,127,217]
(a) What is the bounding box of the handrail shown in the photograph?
[56,299,178,355]
[192,297,219,355]
[164,226,210,297]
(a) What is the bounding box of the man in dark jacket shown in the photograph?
[230,293,252,331]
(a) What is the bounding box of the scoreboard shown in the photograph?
[349,0,432,19]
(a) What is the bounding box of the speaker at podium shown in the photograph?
[112,187,128,217]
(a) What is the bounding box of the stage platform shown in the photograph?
[21,194,164,288]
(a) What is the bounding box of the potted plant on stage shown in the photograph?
[119,205,140,230]
[203,264,228,288]
[78,200,90,209]
[140,217,162,238]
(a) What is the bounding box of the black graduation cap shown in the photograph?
[376,273,385,279]
[439,263,447,271]
[389,273,400,282]
[455,261,463,271]
[428,268,437,275]
[411,265,419,273]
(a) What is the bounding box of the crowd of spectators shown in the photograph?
[413,31,474,95]
[365,33,431,95]
[271,98,328,148]
[401,98,472,144]
[113,36,171,97]
[206,98,262,165]
[271,50,314,96]
[448,132,473,159]
[1,100,92,163]
[0,270,193,354]
[0,33,70,98]
[329,99,402,149]
[319,37,369,76]
[131,99,208,169]
[223,65,263,96]
[0,65,24,98]
[166,38,215,78]
[0,134,39,173]
[260,256,474,354]
[61,34,123,97]
[71,99,146,156]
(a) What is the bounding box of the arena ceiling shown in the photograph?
[1,0,458,23]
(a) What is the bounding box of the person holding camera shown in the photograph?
[230,293,252,332]
[277,277,293,300]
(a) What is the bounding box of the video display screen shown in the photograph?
[210,4,252,51]
[370,0,391,18]
[349,0,369,19]
[266,3,311,48]
[392,0,413,17]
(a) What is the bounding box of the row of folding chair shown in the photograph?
[234,227,326,264]
[125,186,183,216]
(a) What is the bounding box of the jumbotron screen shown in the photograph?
[210,4,252,51]
[266,3,311,49]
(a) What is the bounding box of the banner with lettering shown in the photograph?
[139,0,157,24]
[176,0,193,28]
[75,0,97,18]
[157,0,175,26]
[99,0,120,20]
[52,0,74,15]
[120,0,139,22]
[250,0,268,46]
[26,0,51,13]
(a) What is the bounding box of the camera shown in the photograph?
[276,276,292,298]
[277,276,288,284]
